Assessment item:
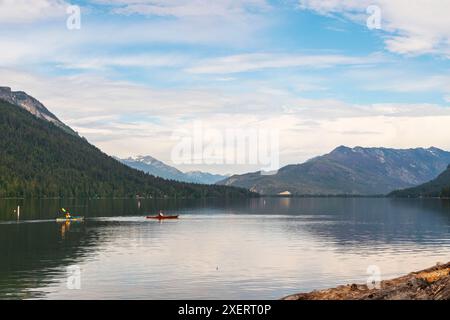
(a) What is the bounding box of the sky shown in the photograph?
[1,0,450,174]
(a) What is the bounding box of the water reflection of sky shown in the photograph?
[0,198,449,299]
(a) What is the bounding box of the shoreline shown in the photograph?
[283,262,450,300]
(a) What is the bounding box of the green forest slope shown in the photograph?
[389,165,450,198]
[0,100,254,198]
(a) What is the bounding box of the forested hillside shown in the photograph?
[0,100,254,198]
[389,165,450,198]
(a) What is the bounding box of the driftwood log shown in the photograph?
[283,262,450,300]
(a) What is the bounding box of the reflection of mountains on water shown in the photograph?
[216,198,450,250]
[277,198,450,250]
[1,197,449,298]
[0,198,253,298]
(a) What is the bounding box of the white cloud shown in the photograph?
[298,0,450,57]
[1,1,448,175]
[298,0,368,16]
[368,74,450,94]
[0,0,68,23]
[342,67,450,101]
[2,68,450,173]
[56,53,189,70]
[384,35,437,56]
[0,15,269,70]
[186,53,384,74]
[94,0,270,17]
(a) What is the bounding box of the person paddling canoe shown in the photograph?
[158,210,164,218]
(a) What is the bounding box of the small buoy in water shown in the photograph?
[15,206,20,221]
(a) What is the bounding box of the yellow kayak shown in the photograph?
[56,216,84,222]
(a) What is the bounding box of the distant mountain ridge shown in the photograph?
[118,155,228,185]
[218,146,450,196]
[0,86,76,135]
[389,165,450,198]
[184,171,228,185]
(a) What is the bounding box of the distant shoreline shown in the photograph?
[262,194,386,198]
[262,194,447,199]
[0,196,258,200]
[2,195,449,200]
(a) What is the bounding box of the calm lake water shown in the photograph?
[1,197,449,299]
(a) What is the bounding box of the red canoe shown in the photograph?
[146,215,179,220]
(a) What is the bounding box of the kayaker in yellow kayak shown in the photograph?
[62,208,71,219]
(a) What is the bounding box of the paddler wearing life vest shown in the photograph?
[61,208,71,219]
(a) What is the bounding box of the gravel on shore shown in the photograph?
[283,262,450,300]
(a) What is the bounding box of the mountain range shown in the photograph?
[117,155,228,185]
[3,86,450,198]
[389,165,450,198]
[218,146,450,196]
[0,88,253,198]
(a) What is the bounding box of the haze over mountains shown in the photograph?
[218,146,450,196]
[117,155,228,185]
[0,88,252,198]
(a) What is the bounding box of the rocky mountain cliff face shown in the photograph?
[0,86,76,135]
[118,155,187,182]
[218,146,450,195]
